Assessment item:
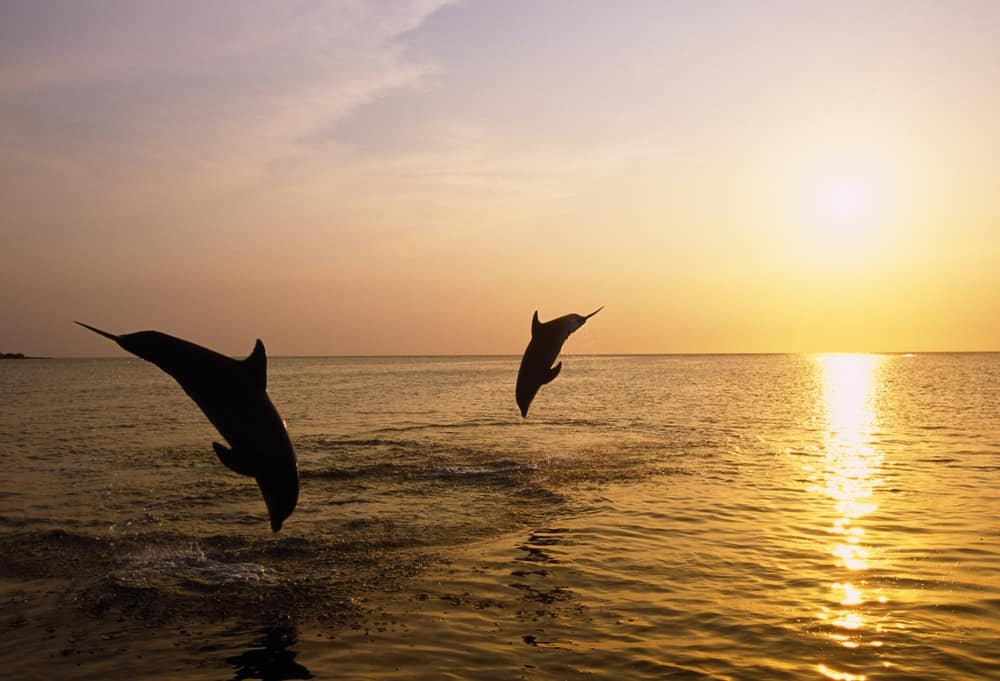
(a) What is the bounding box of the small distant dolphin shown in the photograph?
[75,322,298,532]
[515,307,603,417]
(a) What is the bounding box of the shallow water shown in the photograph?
[1,353,998,679]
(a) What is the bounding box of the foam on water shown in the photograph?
[120,542,279,587]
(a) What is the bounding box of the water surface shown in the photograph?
[1,354,998,679]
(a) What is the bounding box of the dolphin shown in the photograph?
[515,307,603,417]
[75,322,298,532]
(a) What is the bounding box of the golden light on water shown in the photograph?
[817,663,867,681]
[819,353,883,573]
[812,353,888,679]
[834,582,863,606]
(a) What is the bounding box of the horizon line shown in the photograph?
[31,349,1000,361]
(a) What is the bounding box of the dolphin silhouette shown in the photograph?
[75,322,299,532]
[515,307,603,417]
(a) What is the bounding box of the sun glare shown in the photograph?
[812,172,879,232]
[795,158,895,264]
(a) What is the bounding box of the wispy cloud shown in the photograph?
[0,1,452,192]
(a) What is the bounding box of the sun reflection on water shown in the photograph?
[811,353,888,680]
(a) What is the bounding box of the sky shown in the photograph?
[1,0,998,357]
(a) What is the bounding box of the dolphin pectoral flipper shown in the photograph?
[544,361,562,385]
[213,442,257,477]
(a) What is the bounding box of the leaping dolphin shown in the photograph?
[515,307,603,418]
[75,322,299,532]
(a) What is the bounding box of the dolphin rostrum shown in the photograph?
[75,322,298,532]
[515,307,603,418]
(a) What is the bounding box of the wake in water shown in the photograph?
[0,428,672,642]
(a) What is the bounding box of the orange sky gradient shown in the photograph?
[1,1,997,356]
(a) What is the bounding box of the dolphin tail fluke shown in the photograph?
[74,321,120,342]
[584,306,604,320]
[544,361,562,385]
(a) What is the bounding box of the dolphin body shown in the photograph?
[75,322,298,532]
[515,307,603,418]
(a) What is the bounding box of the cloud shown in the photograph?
[0,1,453,192]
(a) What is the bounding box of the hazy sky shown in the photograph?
[2,1,998,356]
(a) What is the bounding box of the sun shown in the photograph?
[797,162,891,260]
[811,171,879,233]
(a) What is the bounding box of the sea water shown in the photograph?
[0,354,998,680]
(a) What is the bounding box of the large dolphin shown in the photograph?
[75,322,298,532]
[515,307,603,418]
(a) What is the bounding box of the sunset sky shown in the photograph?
[2,1,997,356]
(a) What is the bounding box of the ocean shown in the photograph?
[1,353,998,680]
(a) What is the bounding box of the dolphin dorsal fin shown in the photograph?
[244,339,267,391]
[531,311,542,337]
